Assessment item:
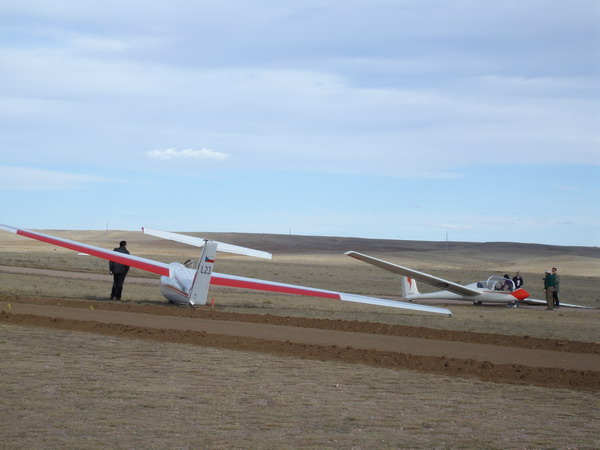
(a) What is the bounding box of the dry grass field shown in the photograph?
[2,324,599,449]
[1,229,599,448]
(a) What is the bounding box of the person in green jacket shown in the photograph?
[544,269,557,310]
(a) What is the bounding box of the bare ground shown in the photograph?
[2,295,599,390]
[1,231,599,447]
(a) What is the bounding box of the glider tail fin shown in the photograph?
[401,276,420,299]
[188,240,218,306]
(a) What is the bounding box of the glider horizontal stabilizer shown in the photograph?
[142,227,272,259]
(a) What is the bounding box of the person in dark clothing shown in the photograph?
[109,241,130,300]
[552,267,560,307]
[512,271,524,289]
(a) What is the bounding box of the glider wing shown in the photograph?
[345,251,482,297]
[0,224,172,277]
[519,297,591,309]
[211,272,453,315]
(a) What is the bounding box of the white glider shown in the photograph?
[346,251,589,308]
[0,225,452,316]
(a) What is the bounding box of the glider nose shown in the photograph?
[511,288,530,301]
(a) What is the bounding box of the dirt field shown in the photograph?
[0,230,599,448]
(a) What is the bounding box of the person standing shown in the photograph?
[543,269,556,310]
[512,271,524,289]
[552,267,560,307]
[110,240,130,300]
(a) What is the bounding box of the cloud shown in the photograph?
[0,1,597,178]
[0,166,114,191]
[146,148,229,161]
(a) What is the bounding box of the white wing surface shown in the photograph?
[142,227,272,259]
[210,272,453,315]
[519,297,591,309]
[345,251,482,297]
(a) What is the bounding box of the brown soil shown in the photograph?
[2,295,599,392]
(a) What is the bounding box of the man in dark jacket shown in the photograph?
[512,272,524,289]
[109,241,130,300]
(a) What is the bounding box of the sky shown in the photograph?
[1,0,599,246]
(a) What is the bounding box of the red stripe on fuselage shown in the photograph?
[211,276,341,299]
[479,288,530,301]
[162,284,189,298]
